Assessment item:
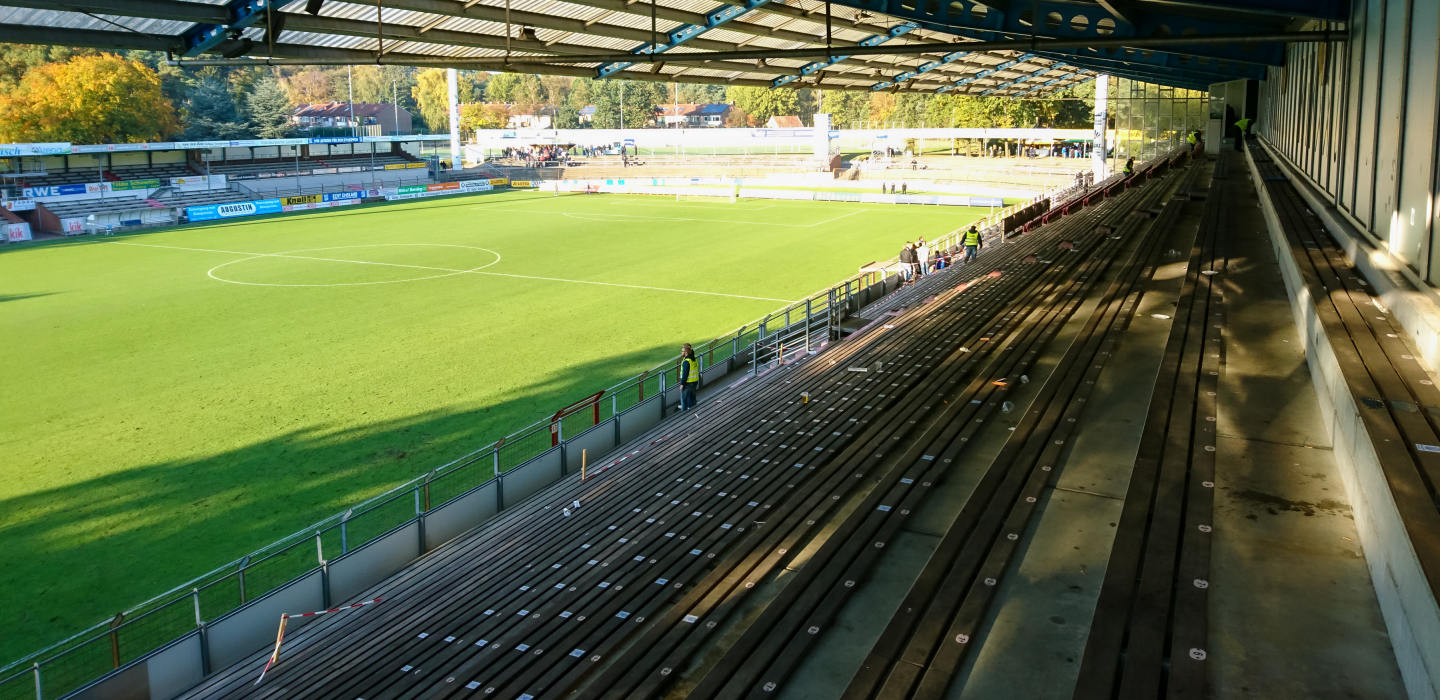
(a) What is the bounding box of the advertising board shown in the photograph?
[23,184,87,198]
[186,198,284,222]
[6,222,33,242]
[3,199,36,211]
[61,218,86,235]
[384,181,491,201]
[111,179,161,191]
[282,194,323,206]
[0,142,71,156]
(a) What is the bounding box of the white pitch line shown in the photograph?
[806,209,868,227]
[103,241,794,302]
[609,201,778,211]
[498,209,868,228]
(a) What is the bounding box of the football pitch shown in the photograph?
[0,188,986,661]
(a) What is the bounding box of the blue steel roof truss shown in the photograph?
[933,51,1034,93]
[596,0,775,78]
[817,0,1286,86]
[870,49,968,90]
[978,61,1065,95]
[180,0,271,57]
[772,21,918,88]
[1028,50,1240,88]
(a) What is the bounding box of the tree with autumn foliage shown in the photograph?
[0,53,179,143]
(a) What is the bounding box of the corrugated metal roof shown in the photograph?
[0,0,1099,94]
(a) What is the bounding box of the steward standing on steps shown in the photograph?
[963,226,982,264]
[1123,157,1135,177]
[678,344,699,412]
[1234,117,1253,150]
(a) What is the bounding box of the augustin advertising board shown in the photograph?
[186,198,283,222]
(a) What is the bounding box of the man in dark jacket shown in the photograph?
[899,242,917,283]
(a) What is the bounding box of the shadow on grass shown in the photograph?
[0,340,687,666]
[0,293,56,304]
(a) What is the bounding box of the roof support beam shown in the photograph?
[1013,72,1085,97]
[771,22,917,87]
[935,52,1034,93]
[179,0,271,57]
[1092,0,1134,25]
[0,23,180,51]
[819,0,1288,67]
[595,0,775,78]
[979,61,1066,95]
[870,49,969,90]
[368,29,1338,66]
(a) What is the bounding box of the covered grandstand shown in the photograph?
[6,0,1440,699]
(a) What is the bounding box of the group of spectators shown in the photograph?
[497,144,633,165]
[896,226,983,283]
[985,144,1095,159]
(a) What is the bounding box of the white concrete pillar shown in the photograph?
[1092,74,1109,181]
[447,68,462,170]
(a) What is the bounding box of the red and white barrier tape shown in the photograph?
[254,597,383,685]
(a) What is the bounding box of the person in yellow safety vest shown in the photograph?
[963,226,983,264]
[1123,157,1135,176]
[678,343,700,412]
[1234,117,1253,151]
[1186,132,1197,145]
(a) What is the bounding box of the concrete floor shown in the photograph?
[770,159,1408,700]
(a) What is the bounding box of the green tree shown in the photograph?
[184,76,250,140]
[247,76,295,138]
[0,53,179,143]
[590,80,663,129]
[411,68,477,132]
[821,90,874,129]
[553,101,581,129]
[459,102,509,138]
[726,85,799,126]
[117,49,194,109]
[485,72,524,103]
[0,43,92,91]
[682,83,726,103]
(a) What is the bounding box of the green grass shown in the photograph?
[0,189,985,664]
